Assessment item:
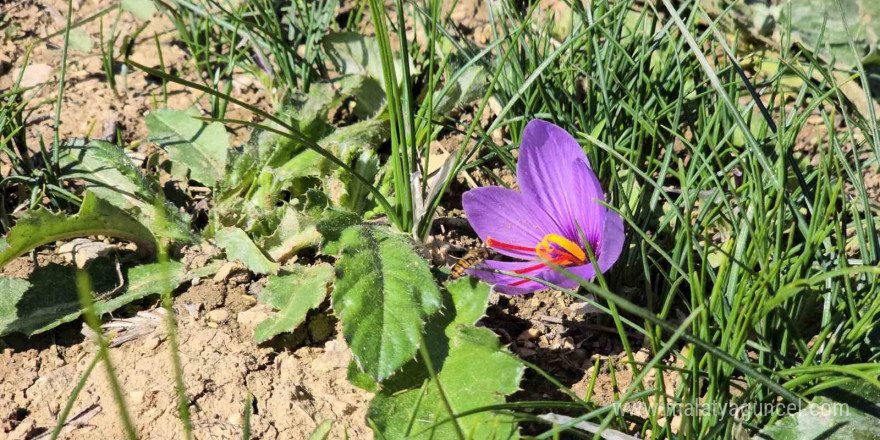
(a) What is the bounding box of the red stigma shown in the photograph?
[485,237,535,253]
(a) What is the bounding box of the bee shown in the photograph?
[450,247,490,279]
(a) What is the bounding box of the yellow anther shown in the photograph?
[535,234,586,265]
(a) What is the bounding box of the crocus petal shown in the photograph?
[468,260,598,295]
[462,186,556,259]
[517,120,606,245]
[597,210,625,273]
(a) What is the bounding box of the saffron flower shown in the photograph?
[462,120,624,294]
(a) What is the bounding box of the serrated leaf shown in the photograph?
[347,360,379,392]
[331,225,442,382]
[316,208,361,255]
[0,261,186,337]
[433,64,489,116]
[96,261,187,313]
[253,264,334,343]
[755,394,880,440]
[781,0,878,69]
[368,325,523,440]
[121,0,158,20]
[215,227,279,275]
[259,206,322,263]
[0,192,155,268]
[60,139,193,242]
[445,277,492,329]
[323,32,393,86]
[147,108,230,187]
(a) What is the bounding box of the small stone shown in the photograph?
[313,339,351,372]
[57,238,115,268]
[213,261,247,282]
[15,63,53,88]
[517,328,540,341]
[227,412,242,426]
[142,336,161,351]
[236,304,273,335]
[129,390,144,405]
[207,309,230,323]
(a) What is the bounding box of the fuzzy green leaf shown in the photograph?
[331,225,442,382]
[323,32,390,85]
[781,0,879,69]
[253,264,334,343]
[121,0,158,20]
[215,227,280,275]
[0,192,155,269]
[315,208,361,256]
[69,29,93,53]
[60,139,193,242]
[432,64,489,116]
[0,261,186,337]
[146,108,230,187]
[445,277,492,329]
[259,206,322,262]
[755,394,880,440]
[368,326,523,440]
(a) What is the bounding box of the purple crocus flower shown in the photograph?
[462,120,625,295]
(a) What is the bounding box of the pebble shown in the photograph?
[129,390,144,405]
[142,336,161,351]
[517,328,540,341]
[207,309,230,323]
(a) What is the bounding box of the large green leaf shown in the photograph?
[322,32,408,116]
[60,139,193,242]
[365,276,521,439]
[432,64,489,116]
[331,225,443,382]
[146,108,230,187]
[368,325,522,440]
[0,192,156,268]
[323,32,390,86]
[215,227,280,275]
[122,0,158,20]
[755,394,880,440]
[0,261,186,337]
[781,0,879,69]
[253,264,334,343]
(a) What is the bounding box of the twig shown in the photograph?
[34,403,102,440]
